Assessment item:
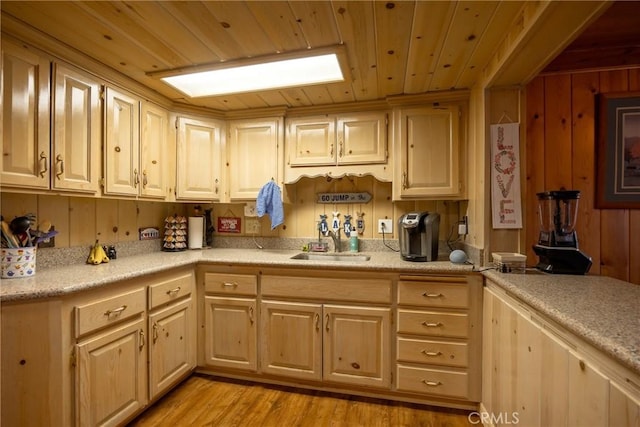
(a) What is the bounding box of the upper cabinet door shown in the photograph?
[287,116,335,167]
[228,117,283,200]
[104,87,140,196]
[393,105,462,199]
[52,63,101,193]
[140,102,168,199]
[337,112,387,165]
[176,116,223,201]
[1,41,50,189]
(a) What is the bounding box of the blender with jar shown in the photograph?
[532,190,592,274]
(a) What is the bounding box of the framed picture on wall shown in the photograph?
[596,91,640,209]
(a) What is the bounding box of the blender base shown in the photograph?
[533,244,592,275]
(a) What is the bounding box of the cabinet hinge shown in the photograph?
[99,177,105,188]
[175,117,179,129]
[390,371,393,385]
[390,310,394,325]
[99,86,105,101]
[70,348,77,368]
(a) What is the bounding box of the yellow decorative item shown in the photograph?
[87,240,110,265]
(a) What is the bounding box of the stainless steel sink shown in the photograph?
[290,253,371,262]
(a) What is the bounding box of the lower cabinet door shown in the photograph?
[260,300,322,381]
[75,317,147,427]
[323,305,391,388]
[204,296,257,371]
[148,298,194,400]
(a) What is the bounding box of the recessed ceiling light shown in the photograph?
[150,46,347,98]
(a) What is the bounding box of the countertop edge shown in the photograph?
[483,270,640,377]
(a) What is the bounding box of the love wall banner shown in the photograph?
[490,122,523,229]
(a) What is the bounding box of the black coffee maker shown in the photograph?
[398,212,440,262]
[532,190,592,274]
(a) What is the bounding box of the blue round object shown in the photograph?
[449,249,468,264]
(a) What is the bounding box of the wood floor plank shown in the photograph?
[128,374,473,427]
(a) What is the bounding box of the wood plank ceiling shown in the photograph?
[1,0,528,112]
[1,1,623,113]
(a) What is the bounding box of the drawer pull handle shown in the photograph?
[421,350,442,357]
[222,282,238,288]
[104,305,127,317]
[325,314,330,332]
[139,330,145,350]
[314,313,320,331]
[153,322,159,343]
[422,321,443,327]
[422,380,442,387]
[423,292,443,298]
[39,151,48,178]
[249,306,254,324]
[166,286,181,296]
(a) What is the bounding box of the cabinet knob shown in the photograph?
[114,146,121,152]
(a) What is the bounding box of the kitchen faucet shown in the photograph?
[325,229,341,252]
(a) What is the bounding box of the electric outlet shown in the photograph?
[246,219,261,234]
[378,219,393,234]
[458,216,468,235]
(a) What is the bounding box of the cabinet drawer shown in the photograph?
[397,337,468,368]
[75,288,146,338]
[396,365,469,399]
[148,272,194,310]
[398,281,468,308]
[397,309,468,338]
[262,275,391,303]
[204,273,257,296]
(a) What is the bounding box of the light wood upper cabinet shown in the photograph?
[104,87,140,196]
[1,40,50,189]
[337,113,387,165]
[285,111,390,182]
[52,63,102,194]
[105,91,169,199]
[393,105,463,200]
[140,102,169,199]
[176,116,224,201]
[287,116,336,166]
[227,117,283,200]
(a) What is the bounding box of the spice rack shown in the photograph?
[162,215,187,252]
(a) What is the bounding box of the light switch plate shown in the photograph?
[244,202,257,217]
[246,218,261,234]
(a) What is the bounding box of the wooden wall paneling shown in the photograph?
[69,198,96,247]
[571,72,602,275]
[628,68,640,284]
[1,193,38,222]
[525,77,546,263]
[357,176,376,239]
[544,74,573,189]
[598,70,631,282]
[294,178,319,238]
[37,195,69,248]
[137,201,165,231]
[118,200,138,242]
[95,199,119,244]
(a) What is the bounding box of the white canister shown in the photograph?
[187,216,204,249]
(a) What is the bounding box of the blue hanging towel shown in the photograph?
[256,180,284,230]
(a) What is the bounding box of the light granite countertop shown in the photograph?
[484,270,640,376]
[0,248,473,302]
[2,248,637,376]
